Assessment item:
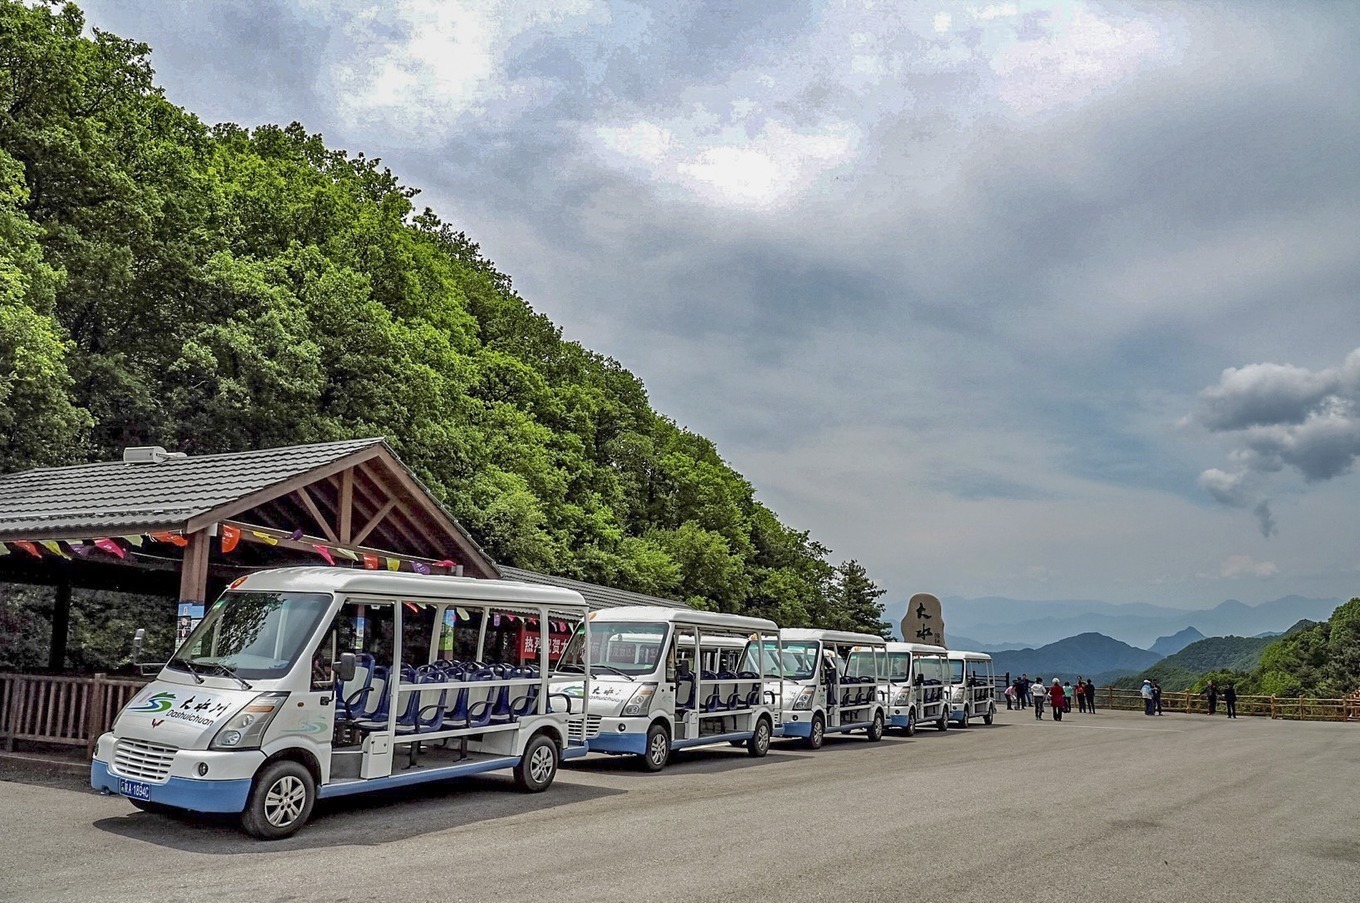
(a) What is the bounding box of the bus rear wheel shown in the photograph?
[936,712,948,731]
[867,711,884,742]
[984,705,995,725]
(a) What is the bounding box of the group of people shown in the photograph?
[1004,674,1096,721]
[1139,678,1238,717]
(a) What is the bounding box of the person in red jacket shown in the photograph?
[1048,679,1065,722]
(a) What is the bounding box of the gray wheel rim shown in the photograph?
[812,719,823,744]
[757,722,769,752]
[529,744,554,784]
[649,731,667,765]
[264,775,306,827]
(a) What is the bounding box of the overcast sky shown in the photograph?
[79,0,1360,613]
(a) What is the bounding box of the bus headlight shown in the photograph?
[210,692,289,750]
[894,688,912,706]
[792,687,815,710]
[622,683,657,717]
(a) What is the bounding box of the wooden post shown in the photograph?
[3,676,18,752]
[339,468,354,544]
[86,674,106,756]
[178,529,211,604]
[1270,695,1277,719]
[48,576,72,671]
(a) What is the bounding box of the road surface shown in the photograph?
[2,708,1356,902]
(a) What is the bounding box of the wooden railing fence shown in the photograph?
[1094,686,1360,721]
[0,673,150,755]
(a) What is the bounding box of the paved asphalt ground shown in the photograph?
[2,707,1357,903]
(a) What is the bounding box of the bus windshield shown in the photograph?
[741,641,818,680]
[949,660,965,683]
[560,622,668,676]
[170,591,332,680]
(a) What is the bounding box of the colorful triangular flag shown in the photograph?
[14,541,41,558]
[94,538,126,559]
[412,561,431,575]
[220,524,241,554]
[251,531,279,546]
[362,553,379,570]
[333,548,359,561]
[150,531,189,548]
[40,540,70,559]
[121,534,144,548]
[312,544,335,565]
[289,528,304,541]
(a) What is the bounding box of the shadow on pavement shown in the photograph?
[565,746,805,777]
[91,775,624,853]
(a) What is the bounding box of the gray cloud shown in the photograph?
[73,0,1360,606]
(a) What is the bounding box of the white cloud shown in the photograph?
[589,117,858,209]
[988,3,1169,115]
[1217,555,1279,579]
[304,0,604,135]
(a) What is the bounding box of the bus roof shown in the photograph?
[587,606,778,632]
[884,642,949,656]
[781,628,887,647]
[232,567,589,612]
[946,649,992,662]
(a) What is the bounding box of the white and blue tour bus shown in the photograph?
[91,568,594,839]
[556,607,781,771]
[765,628,889,748]
[864,641,951,735]
[947,650,996,727]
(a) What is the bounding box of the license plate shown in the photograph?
[118,778,152,801]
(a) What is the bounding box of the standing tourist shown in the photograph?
[1140,679,1155,716]
[1085,679,1096,713]
[1020,674,1031,707]
[1033,676,1045,719]
[1076,679,1088,713]
[1152,680,1164,716]
[1063,681,1074,714]
[1004,682,1016,710]
[1224,683,1237,719]
[1204,680,1218,716]
[1049,679,1065,721]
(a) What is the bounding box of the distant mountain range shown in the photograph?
[1148,627,1206,657]
[990,633,1162,684]
[882,594,1346,649]
[1110,620,1318,691]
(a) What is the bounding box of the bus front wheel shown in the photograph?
[984,705,995,725]
[640,722,670,772]
[804,713,825,750]
[514,733,558,792]
[241,759,315,840]
[867,711,884,742]
[936,712,948,731]
[747,717,771,758]
[903,709,916,737]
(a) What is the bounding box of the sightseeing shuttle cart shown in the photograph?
[947,650,996,727]
[764,629,889,749]
[92,568,594,839]
[867,642,950,735]
[557,607,781,771]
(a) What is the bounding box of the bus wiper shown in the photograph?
[591,665,635,681]
[169,656,205,684]
[556,663,584,673]
[202,661,252,690]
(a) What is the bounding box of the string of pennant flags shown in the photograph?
[0,526,458,576]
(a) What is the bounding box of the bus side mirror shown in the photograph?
[335,652,357,683]
[132,628,145,664]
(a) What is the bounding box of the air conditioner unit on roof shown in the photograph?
[122,446,187,464]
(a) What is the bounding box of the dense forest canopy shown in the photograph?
[0,0,891,666]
